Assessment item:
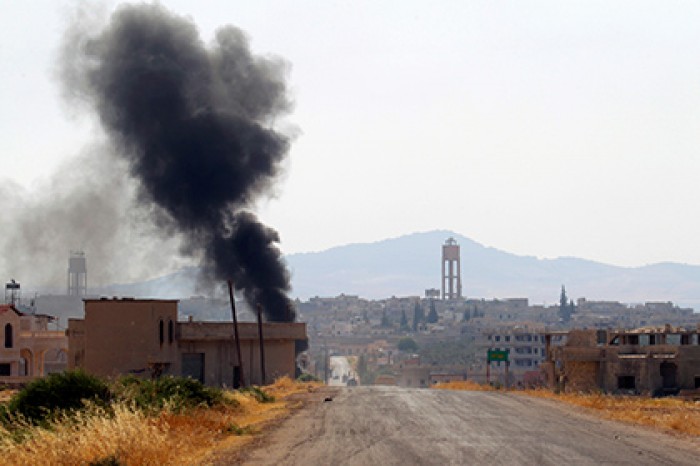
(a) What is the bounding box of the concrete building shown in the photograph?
[0,304,68,384]
[67,298,307,387]
[543,326,700,395]
[477,326,547,386]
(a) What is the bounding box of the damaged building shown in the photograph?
[67,298,307,387]
[0,304,68,383]
[543,326,700,395]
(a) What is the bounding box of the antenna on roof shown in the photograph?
[5,279,20,306]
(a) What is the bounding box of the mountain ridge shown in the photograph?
[94,230,700,311]
[284,230,700,310]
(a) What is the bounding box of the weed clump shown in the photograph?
[240,386,275,403]
[113,375,225,412]
[3,371,110,425]
[225,423,254,436]
[297,373,321,382]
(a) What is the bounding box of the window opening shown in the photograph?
[4,324,12,348]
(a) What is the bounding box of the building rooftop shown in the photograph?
[83,297,180,303]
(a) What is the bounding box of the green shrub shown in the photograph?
[89,455,122,466]
[296,373,321,382]
[112,376,224,412]
[240,386,275,403]
[225,423,254,435]
[5,371,110,425]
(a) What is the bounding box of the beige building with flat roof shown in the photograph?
[0,304,68,385]
[68,298,307,387]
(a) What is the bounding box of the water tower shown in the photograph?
[5,279,20,306]
[67,251,87,296]
[441,238,462,300]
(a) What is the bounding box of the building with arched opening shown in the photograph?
[0,305,68,384]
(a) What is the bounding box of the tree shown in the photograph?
[397,337,419,353]
[472,306,481,318]
[427,300,438,323]
[400,309,409,330]
[357,354,367,376]
[559,285,572,323]
[412,302,425,332]
[380,309,391,327]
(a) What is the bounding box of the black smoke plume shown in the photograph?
[63,4,295,321]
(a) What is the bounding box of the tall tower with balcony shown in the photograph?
[441,237,462,300]
[67,251,87,296]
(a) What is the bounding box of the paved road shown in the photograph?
[328,356,353,386]
[238,386,700,465]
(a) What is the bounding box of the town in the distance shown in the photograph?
[2,236,699,397]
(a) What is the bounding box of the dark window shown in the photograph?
[233,366,242,389]
[618,376,635,390]
[4,324,12,348]
[182,353,204,383]
[168,320,174,344]
[681,334,690,345]
[695,376,700,389]
[159,320,164,346]
[628,335,639,345]
[649,334,656,345]
[0,363,10,376]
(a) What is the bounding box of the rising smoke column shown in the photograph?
[63,3,295,321]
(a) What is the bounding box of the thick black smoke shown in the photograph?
[63,4,295,321]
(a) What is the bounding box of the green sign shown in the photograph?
[487,349,509,362]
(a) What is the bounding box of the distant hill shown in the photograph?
[285,230,700,310]
[93,230,700,311]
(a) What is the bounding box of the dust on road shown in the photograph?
[228,386,700,465]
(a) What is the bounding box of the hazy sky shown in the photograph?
[2,0,700,270]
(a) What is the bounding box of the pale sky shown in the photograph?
[2,0,700,269]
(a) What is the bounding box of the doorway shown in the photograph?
[660,362,677,389]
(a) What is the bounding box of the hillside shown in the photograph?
[285,230,700,309]
[95,230,700,310]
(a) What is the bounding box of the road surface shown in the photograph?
[233,386,699,465]
[328,356,354,386]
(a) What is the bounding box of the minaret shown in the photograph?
[441,238,462,300]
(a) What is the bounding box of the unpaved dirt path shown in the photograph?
[223,386,700,465]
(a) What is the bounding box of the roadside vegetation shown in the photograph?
[433,381,700,437]
[0,371,321,465]
[519,389,700,437]
[431,380,495,391]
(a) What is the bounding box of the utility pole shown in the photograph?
[227,280,245,388]
[256,303,267,385]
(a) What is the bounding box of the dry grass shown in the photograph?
[432,381,700,437]
[518,389,700,437]
[0,389,16,404]
[0,377,322,466]
[432,380,495,391]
